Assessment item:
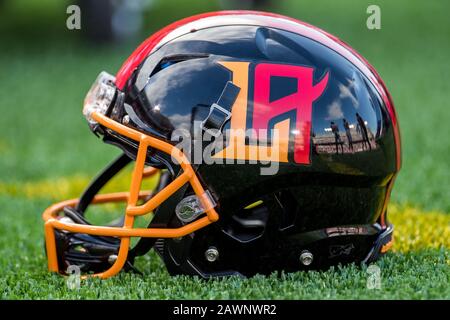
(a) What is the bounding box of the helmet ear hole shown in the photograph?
[221,190,298,244]
[223,205,269,243]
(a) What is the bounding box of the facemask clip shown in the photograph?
[175,190,216,223]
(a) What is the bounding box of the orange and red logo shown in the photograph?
[213,61,329,164]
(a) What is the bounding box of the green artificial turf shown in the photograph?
[0,194,447,299]
[0,0,448,299]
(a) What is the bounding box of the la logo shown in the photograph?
[213,61,329,164]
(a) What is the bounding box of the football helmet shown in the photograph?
[43,11,401,278]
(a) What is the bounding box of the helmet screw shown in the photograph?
[108,254,118,265]
[205,247,219,262]
[299,250,313,266]
[122,115,130,125]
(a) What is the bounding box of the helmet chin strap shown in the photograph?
[69,150,187,265]
[76,152,131,215]
[128,169,187,260]
[56,151,164,274]
[201,81,240,137]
